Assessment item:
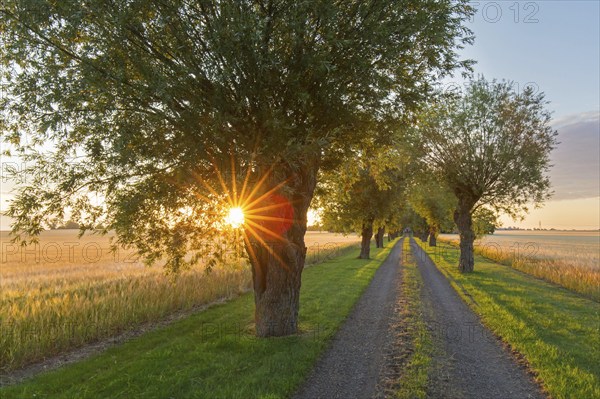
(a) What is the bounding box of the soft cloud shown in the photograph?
[549,111,600,200]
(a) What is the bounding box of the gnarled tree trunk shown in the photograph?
[375,226,385,248]
[428,225,437,247]
[359,218,374,259]
[245,159,318,337]
[453,198,476,273]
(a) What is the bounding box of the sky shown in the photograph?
[1,1,599,230]
[451,0,600,229]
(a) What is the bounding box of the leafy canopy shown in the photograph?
[472,207,498,237]
[407,175,455,232]
[315,138,411,235]
[1,0,474,270]
[418,77,558,218]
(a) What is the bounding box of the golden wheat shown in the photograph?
[0,230,359,372]
[438,231,599,301]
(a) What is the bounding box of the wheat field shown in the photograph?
[0,230,360,372]
[439,230,600,300]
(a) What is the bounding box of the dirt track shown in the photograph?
[293,237,545,398]
[410,238,545,399]
[293,239,404,399]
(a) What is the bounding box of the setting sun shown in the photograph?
[225,207,245,228]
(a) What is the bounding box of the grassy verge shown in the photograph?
[439,237,599,301]
[1,240,398,398]
[414,239,600,399]
[395,239,433,399]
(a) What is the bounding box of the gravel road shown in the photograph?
[410,238,545,399]
[293,239,404,399]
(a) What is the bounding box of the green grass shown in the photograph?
[414,239,600,399]
[1,240,399,399]
[438,236,600,301]
[395,239,433,399]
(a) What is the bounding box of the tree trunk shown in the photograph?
[428,225,437,247]
[453,198,476,273]
[359,218,374,259]
[375,226,385,248]
[419,228,429,243]
[244,159,318,337]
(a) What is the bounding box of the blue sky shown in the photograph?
[457,0,600,118]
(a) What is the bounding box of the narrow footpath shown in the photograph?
[410,238,545,399]
[293,239,404,399]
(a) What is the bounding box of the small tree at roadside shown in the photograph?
[472,208,499,237]
[419,78,557,272]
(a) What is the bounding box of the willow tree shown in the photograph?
[408,178,455,246]
[1,0,473,336]
[317,170,406,259]
[420,78,557,272]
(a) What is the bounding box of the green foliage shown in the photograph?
[1,0,474,271]
[419,77,558,217]
[315,139,411,235]
[398,205,428,236]
[406,175,498,238]
[57,220,81,229]
[472,207,498,237]
[407,176,456,233]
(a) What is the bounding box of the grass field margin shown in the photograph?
[438,235,599,301]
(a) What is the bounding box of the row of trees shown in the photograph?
[1,0,556,337]
[318,78,556,273]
